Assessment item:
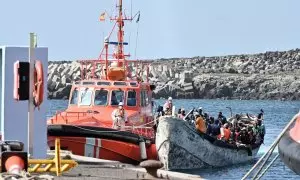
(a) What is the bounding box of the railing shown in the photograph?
[50,111,155,139]
[50,111,89,124]
[126,126,155,139]
[79,60,151,82]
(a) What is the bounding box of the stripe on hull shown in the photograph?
[85,138,102,158]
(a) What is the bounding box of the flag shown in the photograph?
[136,12,140,23]
[99,12,106,21]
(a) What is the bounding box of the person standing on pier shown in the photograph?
[111,102,128,130]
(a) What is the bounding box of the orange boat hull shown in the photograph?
[48,136,158,164]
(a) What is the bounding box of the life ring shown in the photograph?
[33,60,44,108]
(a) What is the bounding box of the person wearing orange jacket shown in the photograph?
[218,123,231,141]
[195,112,207,133]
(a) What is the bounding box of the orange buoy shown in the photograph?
[33,60,44,108]
[5,155,25,174]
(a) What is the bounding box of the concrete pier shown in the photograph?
[51,151,203,180]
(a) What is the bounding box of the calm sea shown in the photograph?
[48,99,300,180]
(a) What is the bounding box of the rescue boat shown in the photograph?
[278,116,300,175]
[47,0,158,164]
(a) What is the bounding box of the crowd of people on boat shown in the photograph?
[158,97,266,147]
[109,96,266,147]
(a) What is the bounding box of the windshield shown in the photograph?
[70,89,78,105]
[127,90,137,106]
[94,89,108,106]
[79,88,93,106]
[111,90,124,105]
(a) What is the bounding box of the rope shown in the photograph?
[132,120,156,128]
[256,154,279,180]
[0,171,54,180]
[251,145,276,179]
[98,21,118,60]
[134,21,140,60]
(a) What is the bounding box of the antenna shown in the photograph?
[131,0,133,19]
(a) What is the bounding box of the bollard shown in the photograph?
[140,160,163,178]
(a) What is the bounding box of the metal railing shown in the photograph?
[51,111,89,124]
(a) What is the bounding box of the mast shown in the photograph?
[117,0,124,60]
[85,0,147,81]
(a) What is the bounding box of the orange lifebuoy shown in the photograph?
[33,60,44,108]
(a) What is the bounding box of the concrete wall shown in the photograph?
[0,46,48,158]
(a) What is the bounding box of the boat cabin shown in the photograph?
[68,80,154,110]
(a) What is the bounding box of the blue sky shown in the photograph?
[1,0,300,61]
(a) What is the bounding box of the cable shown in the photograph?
[256,154,279,180]
[134,20,140,60]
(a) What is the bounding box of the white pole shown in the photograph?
[28,33,35,157]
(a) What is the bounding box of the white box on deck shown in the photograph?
[0,46,48,158]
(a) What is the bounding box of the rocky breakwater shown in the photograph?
[48,61,80,99]
[48,48,300,100]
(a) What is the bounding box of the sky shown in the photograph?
[1,0,300,61]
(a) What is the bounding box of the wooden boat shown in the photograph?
[278,116,300,175]
[47,0,158,164]
[156,115,264,170]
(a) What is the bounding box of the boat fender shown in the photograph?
[139,137,147,161]
[33,60,44,109]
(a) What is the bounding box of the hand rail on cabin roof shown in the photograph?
[79,60,151,83]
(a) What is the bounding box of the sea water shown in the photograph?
[47,99,300,180]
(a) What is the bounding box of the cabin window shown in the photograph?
[114,81,127,86]
[111,90,124,106]
[130,82,138,87]
[94,89,108,106]
[140,91,149,107]
[140,91,145,107]
[97,81,111,86]
[82,82,95,85]
[127,91,136,106]
[70,89,78,105]
[79,88,93,106]
[145,92,149,105]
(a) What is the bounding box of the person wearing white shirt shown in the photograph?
[111,102,128,130]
